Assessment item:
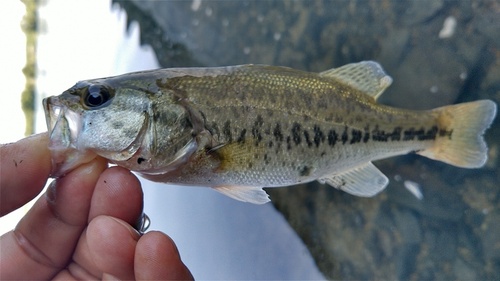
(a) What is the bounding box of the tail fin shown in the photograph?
[417,100,497,168]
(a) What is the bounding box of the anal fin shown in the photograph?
[318,162,389,197]
[213,185,271,204]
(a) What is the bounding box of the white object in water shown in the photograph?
[404,180,424,200]
[439,16,457,39]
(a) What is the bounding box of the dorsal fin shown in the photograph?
[320,61,392,100]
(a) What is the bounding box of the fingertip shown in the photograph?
[1,133,51,216]
[135,231,194,280]
[86,216,138,279]
[89,166,143,226]
[44,156,108,225]
[99,166,141,188]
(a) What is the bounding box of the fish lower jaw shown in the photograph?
[49,148,98,177]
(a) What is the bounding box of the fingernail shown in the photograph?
[102,273,121,280]
[45,180,57,205]
[110,217,141,240]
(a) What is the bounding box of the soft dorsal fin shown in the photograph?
[212,185,271,204]
[318,162,389,197]
[320,61,392,100]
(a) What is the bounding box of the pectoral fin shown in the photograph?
[210,140,266,172]
[213,185,271,204]
[318,162,388,197]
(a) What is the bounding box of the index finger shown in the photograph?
[0,133,51,216]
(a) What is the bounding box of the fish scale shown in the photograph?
[162,66,438,179]
[43,61,497,204]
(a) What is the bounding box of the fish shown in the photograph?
[43,61,497,204]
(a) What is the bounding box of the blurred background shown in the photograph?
[1,0,499,280]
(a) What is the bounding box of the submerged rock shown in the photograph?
[114,0,499,279]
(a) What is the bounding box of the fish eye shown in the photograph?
[83,84,114,109]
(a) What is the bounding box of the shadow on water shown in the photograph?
[114,0,500,279]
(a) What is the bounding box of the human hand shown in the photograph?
[0,133,193,280]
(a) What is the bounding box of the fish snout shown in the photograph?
[43,96,96,177]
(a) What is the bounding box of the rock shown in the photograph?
[481,211,500,260]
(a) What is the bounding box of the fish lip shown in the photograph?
[43,96,96,177]
[43,96,71,151]
[43,97,58,140]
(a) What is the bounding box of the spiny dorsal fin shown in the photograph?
[318,162,389,197]
[213,185,271,204]
[320,61,392,100]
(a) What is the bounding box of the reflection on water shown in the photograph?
[67,0,500,279]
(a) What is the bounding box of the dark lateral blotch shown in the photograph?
[251,115,264,145]
[341,126,349,144]
[223,120,232,142]
[304,130,313,147]
[391,127,402,141]
[420,125,438,141]
[403,127,416,141]
[291,122,302,145]
[299,165,312,177]
[439,128,453,139]
[313,125,325,147]
[372,125,388,142]
[237,129,247,143]
[273,123,284,142]
[363,126,370,143]
[328,129,338,146]
[350,129,362,144]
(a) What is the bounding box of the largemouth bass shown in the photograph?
[43,61,497,204]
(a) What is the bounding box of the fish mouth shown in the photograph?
[43,96,97,177]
